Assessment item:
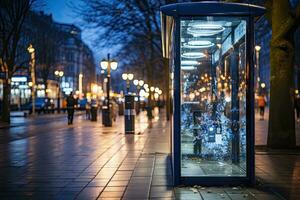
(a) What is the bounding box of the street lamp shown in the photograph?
[79,73,83,99]
[133,79,144,114]
[101,53,118,127]
[27,44,36,115]
[143,83,149,89]
[54,70,64,113]
[133,79,139,86]
[150,86,155,92]
[255,45,261,94]
[138,80,144,87]
[155,87,160,93]
[122,73,134,94]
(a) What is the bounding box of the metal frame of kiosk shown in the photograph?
[160,2,265,186]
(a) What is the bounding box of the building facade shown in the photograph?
[0,11,96,110]
[54,22,96,97]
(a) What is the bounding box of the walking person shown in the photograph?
[67,92,76,125]
[258,94,266,120]
[85,101,91,120]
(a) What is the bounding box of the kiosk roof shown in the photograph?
[161,2,265,17]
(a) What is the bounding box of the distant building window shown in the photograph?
[67,38,75,45]
[66,52,74,62]
[70,30,78,35]
[67,65,72,72]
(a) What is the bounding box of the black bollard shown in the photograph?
[124,95,135,134]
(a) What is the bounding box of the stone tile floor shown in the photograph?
[0,109,299,199]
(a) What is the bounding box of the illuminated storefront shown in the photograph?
[161,2,264,185]
[10,76,31,107]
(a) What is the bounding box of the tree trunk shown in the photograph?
[163,58,170,120]
[146,60,154,119]
[267,39,296,148]
[1,79,11,123]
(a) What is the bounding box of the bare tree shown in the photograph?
[73,0,173,118]
[0,0,36,123]
[225,0,300,148]
[266,0,300,148]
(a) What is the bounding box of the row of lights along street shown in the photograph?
[24,45,163,127]
[99,53,162,128]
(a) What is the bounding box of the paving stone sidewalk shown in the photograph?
[0,110,298,199]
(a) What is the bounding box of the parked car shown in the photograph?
[23,98,54,114]
[78,98,88,110]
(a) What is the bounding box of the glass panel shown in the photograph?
[180,17,247,177]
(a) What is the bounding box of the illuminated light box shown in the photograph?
[181,52,205,59]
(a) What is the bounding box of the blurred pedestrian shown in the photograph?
[258,94,266,120]
[86,101,91,120]
[91,98,98,121]
[62,99,67,113]
[67,92,76,125]
[111,100,117,122]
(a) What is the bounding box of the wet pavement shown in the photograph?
[0,109,299,199]
[255,107,300,146]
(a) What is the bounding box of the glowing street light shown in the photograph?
[128,73,134,80]
[255,45,261,51]
[100,53,118,127]
[27,44,36,115]
[155,87,160,93]
[138,80,144,87]
[54,70,64,113]
[122,73,128,80]
[122,73,134,93]
[255,45,261,94]
[133,79,145,114]
[133,79,139,86]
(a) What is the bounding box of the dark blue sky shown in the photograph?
[42,0,116,64]
[43,0,74,24]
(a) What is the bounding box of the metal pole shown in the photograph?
[137,86,140,112]
[19,87,22,111]
[126,80,130,94]
[57,78,61,113]
[107,53,111,126]
[31,51,36,115]
[256,50,260,94]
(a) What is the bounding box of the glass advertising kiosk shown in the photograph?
[161,2,265,185]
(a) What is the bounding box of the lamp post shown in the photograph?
[101,53,118,127]
[255,45,261,95]
[27,44,35,115]
[79,73,83,99]
[122,73,134,94]
[54,70,64,113]
[133,79,144,114]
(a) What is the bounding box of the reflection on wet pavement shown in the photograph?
[0,109,298,199]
